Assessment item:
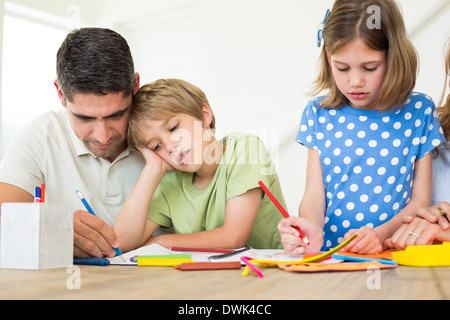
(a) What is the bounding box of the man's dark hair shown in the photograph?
[56,27,135,102]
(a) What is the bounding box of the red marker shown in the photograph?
[258,181,310,245]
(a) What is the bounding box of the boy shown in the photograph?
[115,79,285,251]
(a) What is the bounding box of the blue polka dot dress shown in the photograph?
[296,92,445,250]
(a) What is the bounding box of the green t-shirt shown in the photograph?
[147,132,286,249]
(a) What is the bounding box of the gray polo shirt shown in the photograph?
[432,141,450,205]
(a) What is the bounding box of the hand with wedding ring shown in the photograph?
[385,202,450,250]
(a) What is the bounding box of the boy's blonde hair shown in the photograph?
[437,41,450,140]
[129,78,216,148]
[312,0,418,111]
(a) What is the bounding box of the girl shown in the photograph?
[279,0,444,255]
[386,41,450,249]
[114,79,286,252]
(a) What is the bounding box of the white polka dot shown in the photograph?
[415,119,421,127]
[412,137,420,145]
[404,129,412,137]
[356,213,364,221]
[360,194,368,202]
[334,209,342,216]
[350,184,359,192]
[404,112,412,120]
[369,140,377,147]
[370,123,378,130]
[370,205,378,213]
[393,122,401,129]
[382,116,390,123]
[335,131,343,138]
[387,176,396,184]
[367,158,375,166]
[391,157,399,165]
[381,132,390,139]
[379,213,388,221]
[319,116,326,123]
[353,166,362,174]
[334,166,341,174]
[347,123,355,130]
[342,220,350,228]
[326,123,334,130]
[356,148,364,156]
[338,116,346,123]
[384,195,391,202]
[330,225,337,232]
[317,132,324,140]
[380,149,389,157]
[324,157,331,165]
[378,167,386,175]
[364,176,372,184]
[393,139,401,147]
[334,148,341,156]
[357,131,366,138]
[347,202,355,210]
[344,156,351,164]
[415,101,422,109]
[345,139,353,147]
[432,139,441,147]
[329,110,336,116]
[374,186,382,194]
[337,191,345,199]
[300,125,308,132]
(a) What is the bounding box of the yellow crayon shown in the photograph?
[137,258,194,267]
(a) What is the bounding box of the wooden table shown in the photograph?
[0,264,449,300]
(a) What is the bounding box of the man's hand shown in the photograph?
[73,210,120,258]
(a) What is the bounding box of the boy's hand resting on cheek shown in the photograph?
[138,147,174,174]
[278,217,323,255]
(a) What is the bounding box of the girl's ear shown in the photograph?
[202,103,213,129]
[325,48,331,66]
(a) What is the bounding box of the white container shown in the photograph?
[0,203,73,270]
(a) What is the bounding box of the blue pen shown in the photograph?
[332,254,398,266]
[74,257,110,266]
[76,190,125,262]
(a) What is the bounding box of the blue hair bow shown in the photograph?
[316,9,330,47]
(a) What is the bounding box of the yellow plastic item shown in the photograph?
[391,242,450,267]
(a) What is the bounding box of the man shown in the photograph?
[0,28,145,258]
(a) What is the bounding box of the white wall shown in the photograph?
[1,0,449,215]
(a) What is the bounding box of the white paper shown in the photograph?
[107,244,315,266]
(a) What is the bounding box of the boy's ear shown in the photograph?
[202,104,213,128]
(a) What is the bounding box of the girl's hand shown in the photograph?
[341,226,384,255]
[138,147,174,174]
[278,217,323,255]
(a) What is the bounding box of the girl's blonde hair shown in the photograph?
[129,78,216,148]
[437,41,450,140]
[312,0,418,111]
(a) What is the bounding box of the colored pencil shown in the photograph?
[76,189,126,262]
[258,180,310,245]
[175,261,242,271]
[170,247,235,253]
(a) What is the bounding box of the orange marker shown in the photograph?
[258,181,310,245]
